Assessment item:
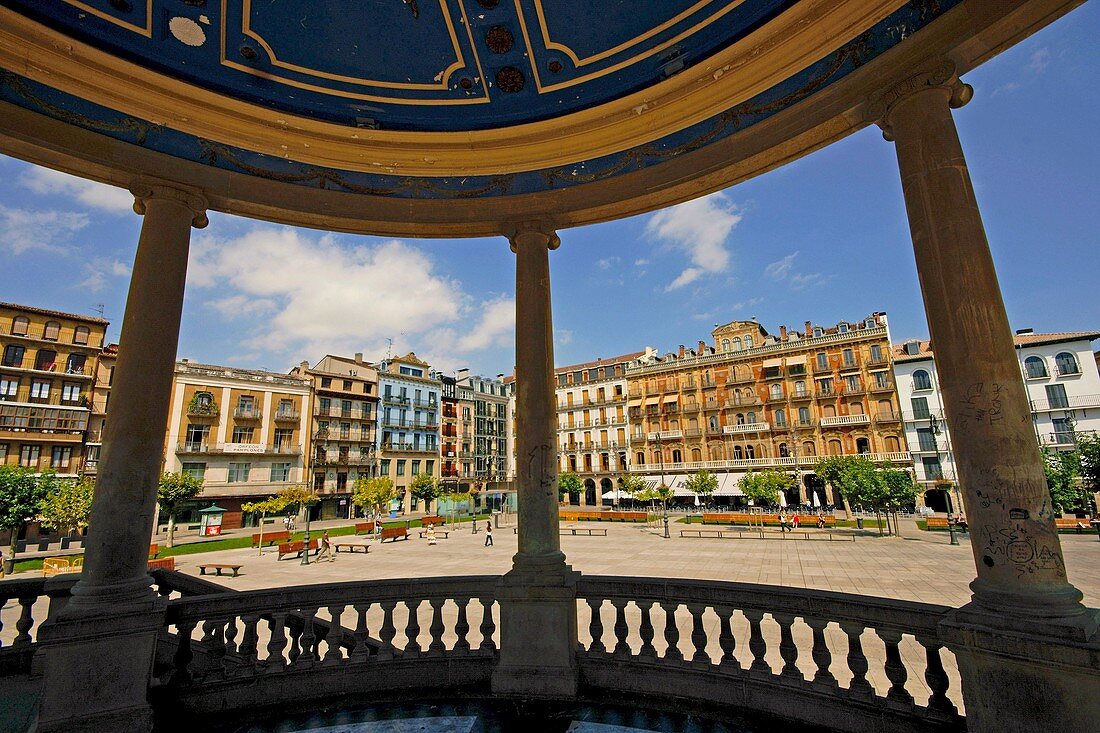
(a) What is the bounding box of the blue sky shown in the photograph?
[1,4,1097,377]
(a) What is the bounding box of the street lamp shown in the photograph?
[929,414,958,546]
[655,433,670,538]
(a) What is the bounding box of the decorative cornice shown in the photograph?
[506,223,561,253]
[871,60,973,141]
[129,181,209,228]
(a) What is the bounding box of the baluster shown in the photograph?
[612,599,631,657]
[378,600,397,660]
[13,597,35,645]
[287,621,303,664]
[687,604,710,665]
[478,597,497,652]
[237,613,260,673]
[637,600,657,660]
[773,613,801,681]
[453,598,471,653]
[878,629,914,704]
[428,598,446,655]
[840,622,873,698]
[805,617,836,687]
[266,613,288,672]
[586,598,606,654]
[660,601,683,663]
[223,616,239,656]
[295,608,318,666]
[324,605,346,665]
[743,609,769,674]
[404,599,422,655]
[202,619,227,680]
[171,619,197,685]
[350,603,371,661]
[918,636,958,718]
[715,606,738,670]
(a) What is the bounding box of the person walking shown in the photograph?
[484,520,494,547]
[778,512,789,533]
[792,513,800,530]
[317,529,335,562]
[426,524,437,546]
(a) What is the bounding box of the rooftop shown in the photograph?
[893,331,1100,362]
[0,301,109,326]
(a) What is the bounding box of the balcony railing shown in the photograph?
[274,409,301,422]
[646,430,683,441]
[382,442,436,453]
[0,357,94,376]
[723,422,770,434]
[724,396,760,407]
[233,406,262,420]
[820,414,871,427]
[641,452,912,473]
[876,411,902,423]
[175,442,303,455]
[1029,393,1100,412]
[870,380,895,392]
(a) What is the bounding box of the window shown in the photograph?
[922,457,944,481]
[1024,356,1047,378]
[917,428,937,452]
[838,323,849,334]
[66,354,87,375]
[181,462,206,480]
[721,339,730,352]
[396,460,406,476]
[818,378,833,395]
[380,459,390,475]
[61,383,81,403]
[343,380,353,390]
[73,326,90,345]
[43,321,60,340]
[746,411,757,424]
[813,327,823,338]
[30,380,50,400]
[50,446,71,469]
[1045,384,1069,409]
[11,316,29,336]
[912,369,932,391]
[845,375,860,392]
[842,348,855,366]
[185,424,209,449]
[321,377,332,388]
[874,372,890,389]
[228,463,251,482]
[1052,417,1074,444]
[231,426,254,443]
[273,428,294,448]
[3,344,25,367]
[870,344,883,361]
[35,349,57,371]
[774,408,787,427]
[237,394,255,412]
[798,406,810,424]
[411,460,421,475]
[0,377,17,398]
[816,353,828,370]
[271,463,291,482]
[19,445,40,467]
[911,397,930,420]
[794,380,807,396]
[769,384,783,399]
[0,444,6,462]
[744,336,753,348]
[1055,352,1080,376]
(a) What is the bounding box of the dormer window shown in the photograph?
[838,323,849,334]
[11,316,29,336]
[812,327,823,338]
[44,321,61,341]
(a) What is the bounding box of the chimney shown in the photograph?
[1015,328,1034,335]
[181,358,189,363]
[299,360,309,371]
[679,345,686,358]
[698,340,706,354]
[457,368,470,381]
[779,325,787,341]
[805,321,813,337]
[354,352,363,364]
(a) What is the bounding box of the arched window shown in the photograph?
[744,336,754,348]
[691,448,702,462]
[708,416,718,430]
[885,436,900,452]
[1024,356,1048,379]
[757,444,768,458]
[733,446,743,459]
[828,439,842,456]
[822,404,836,418]
[849,402,864,415]
[745,445,755,459]
[1055,352,1080,376]
[43,321,61,341]
[722,339,730,352]
[73,326,90,345]
[636,452,645,466]
[710,446,723,461]
[769,383,783,399]
[747,411,757,424]
[671,449,682,463]
[912,369,932,391]
[736,413,745,425]
[11,316,29,336]
[779,443,790,458]
[774,408,786,427]
[731,337,742,351]
[802,441,816,456]
[794,380,807,397]
[856,437,871,454]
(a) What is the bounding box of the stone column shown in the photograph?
[877,62,1099,732]
[492,224,579,698]
[35,183,207,733]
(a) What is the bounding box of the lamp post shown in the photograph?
[300,498,313,565]
[654,433,670,538]
[929,414,958,546]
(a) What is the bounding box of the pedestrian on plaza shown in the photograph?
[284,514,295,533]
[817,514,827,529]
[317,530,335,562]
[426,524,437,546]
[792,513,800,529]
[484,521,494,547]
[778,512,789,532]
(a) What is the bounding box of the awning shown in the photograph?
[786,355,807,365]
[763,358,783,368]
[715,473,746,497]
[601,489,634,500]
[645,396,660,405]
[662,395,678,403]
[627,399,642,407]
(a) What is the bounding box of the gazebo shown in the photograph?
[0,1,1096,731]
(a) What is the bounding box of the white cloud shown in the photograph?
[555,329,575,346]
[0,206,88,254]
[22,167,133,214]
[731,297,764,310]
[646,192,742,291]
[596,257,619,270]
[764,253,798,280]
[764,252,827,290]
[207,294,277,319]
[455,296,515,352]
[79,257,132,292]
[633,258,649,267]
[1029,47,1050,73]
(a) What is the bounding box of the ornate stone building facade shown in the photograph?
[626,315,909,505]
[376,353,441,513]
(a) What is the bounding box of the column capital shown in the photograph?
[872,60,973,141]
[504,222,560,253]
[129,181,209,228]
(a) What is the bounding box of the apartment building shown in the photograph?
[626,315,909,506]
[165,360,312,528]
[556,351,652,506]
[290,354,379,518]
[458,370,511,499]
[82,342,117,478]
[893,329,1100,511]
[376,353,441,513]
[0,302,109,477]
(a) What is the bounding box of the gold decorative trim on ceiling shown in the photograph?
[61,0,154,38]
[0,0,907,177]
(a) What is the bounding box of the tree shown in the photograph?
[0,466,53,564]
[352,476,396,517]
[618,472,647,504]
[684,470,718,508]
[241,495,289,555]
[157,471,204,548]
[410,473,441,512]
[1043,448,1086,514]
[738,469,794,507]
[276,485,319,521]
[1078,433,1100,511]
[39,477,95,537]
[812,455,858,518]
[558,471,583,502]
[879,467,920,535]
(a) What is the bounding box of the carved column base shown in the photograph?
[33,601,166,733]
[492,560,580,698]
[939,610,1100,733]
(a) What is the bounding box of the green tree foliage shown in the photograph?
[1043,448,1086,513]
[276,485,320,515]
[558,471,583,500]
[684,470,718,507]
[242,495,290,555]
[738,469,794,506]
[410,473,440,511]
[39,477,95,537]
[617,472,648,499]
[157,471,205,548]
[352,476,396,515]
[0,466,54,560]
[880,467,921,510]
[1074,433,1100,505]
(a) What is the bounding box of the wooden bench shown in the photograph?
[354,522,376,535]
[149,543,159,558]
[380,527,409,543]
[558,510,649,522]
[334,542,371,554]
[42,556,83,577]
[199,563,242,577]
[925,517,950,529]
[277,539,319,560]
[251,530,292,547]
[418,529,450,539]
[1055,517,1094,532]
[147,557,175,572]
[420,515,446,527]
[560,527,607,536]
[701,513,837,527]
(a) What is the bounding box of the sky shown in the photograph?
[1,4,1097,378]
